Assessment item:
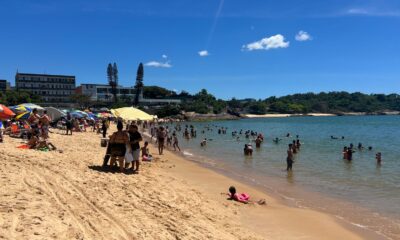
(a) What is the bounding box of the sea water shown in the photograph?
[162,116,400,239]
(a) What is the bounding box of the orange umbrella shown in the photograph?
[0,104,15,119]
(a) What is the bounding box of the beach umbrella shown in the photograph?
[15,111,31,120]
[10,105,31,114]
[0,104,16,119]
[73,110,89,117]
[111,107,154,121]
[70,112,84,119]
[44,107,66,121]
[87,112,97,119]
[19,103,44,110]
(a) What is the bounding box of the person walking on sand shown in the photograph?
[286,144,294,171]
[157,126,167,155]
[172,133,181,151]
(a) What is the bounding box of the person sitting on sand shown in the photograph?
[109,121,129,172]
[226,186,266,205]
[141,141,153,161]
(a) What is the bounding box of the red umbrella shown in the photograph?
[0,104,16,119]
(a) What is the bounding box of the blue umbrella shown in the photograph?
[70,112,84,119]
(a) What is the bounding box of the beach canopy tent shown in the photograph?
[44,107,66,122]
[111,107,155,121]
[0,104,15,120]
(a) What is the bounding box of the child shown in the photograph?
[226,186,266,205]
[141,141,153,161]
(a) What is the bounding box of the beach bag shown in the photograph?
[101,138,108,147]
[125,150,133,163]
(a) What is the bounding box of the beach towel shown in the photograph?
[17,144,30,149]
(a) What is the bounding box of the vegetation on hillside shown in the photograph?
[0,90,42,106]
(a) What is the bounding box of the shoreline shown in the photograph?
[0,127,384,239]
[143,133,387,240]
[243,112,399,118]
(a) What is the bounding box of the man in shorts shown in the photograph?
[40,110,51,139]
[127,124,142,173]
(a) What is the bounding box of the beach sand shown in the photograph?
[0,126,368,239]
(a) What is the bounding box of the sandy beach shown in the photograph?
[0,126,373,240]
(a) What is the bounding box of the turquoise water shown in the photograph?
[162,116,400,239]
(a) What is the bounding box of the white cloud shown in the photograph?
[144,61,172,68]
[345,8,400,16]
[242,34,289,51]
[347,8,369,15]
[295,31,312,41]
[162,54,168,59]
[172,89,179,93]
[198,50,209,57]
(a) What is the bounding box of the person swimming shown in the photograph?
[273,137,281,143]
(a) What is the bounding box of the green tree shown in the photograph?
[134,63,144,106]
[70,93,92,109]
[107,63,118,103]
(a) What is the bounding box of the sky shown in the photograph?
[0,0,400,99]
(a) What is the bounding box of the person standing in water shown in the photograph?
[376,152,382,165]
[172,133,181,151]
[286,144,294,171]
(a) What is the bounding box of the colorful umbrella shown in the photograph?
[15,111,31,120]
[19,103,44,110]
[10,105,31,114]
[0,104,16,119]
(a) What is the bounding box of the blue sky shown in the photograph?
[1,0,399,99]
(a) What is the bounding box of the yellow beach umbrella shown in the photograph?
[111,107,155,121]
